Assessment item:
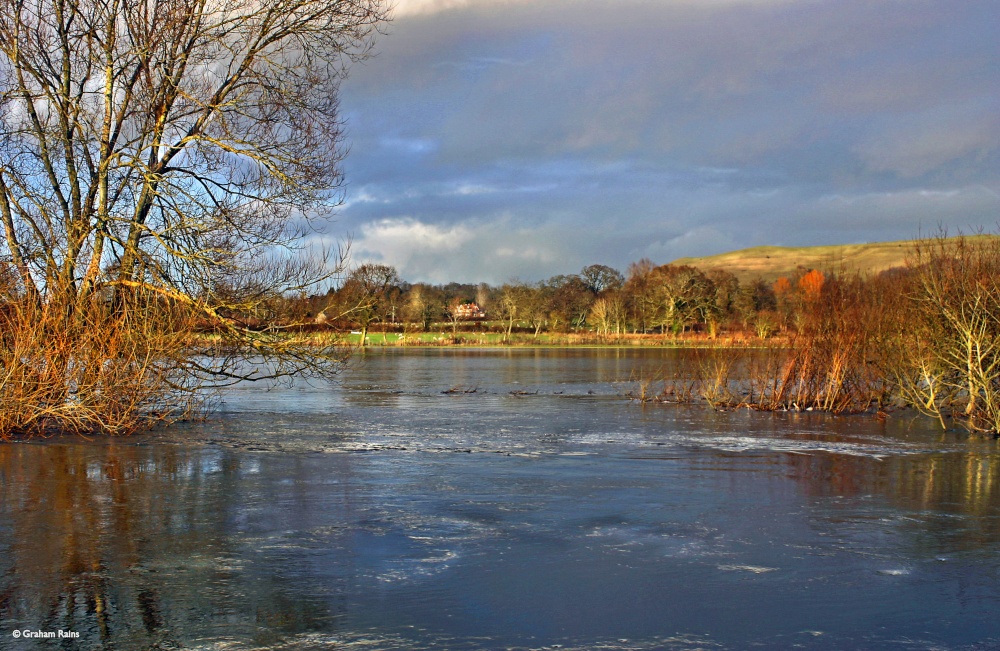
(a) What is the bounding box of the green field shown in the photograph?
[344,331,506,346]
[337,330,743,348]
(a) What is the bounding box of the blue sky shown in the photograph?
[330,0,1000,284]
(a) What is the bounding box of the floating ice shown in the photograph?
[876,568,910,576]
[717,564,778,574]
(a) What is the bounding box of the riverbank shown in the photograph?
[329,330,763,348]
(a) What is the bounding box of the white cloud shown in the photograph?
[351,215,581,283]
[392,0,793,17]
[357,216,474,252]
[337,0,1000,281]
[448,183,498,196]
[392,0,534,17]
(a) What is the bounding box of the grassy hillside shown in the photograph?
[671,239,919,283]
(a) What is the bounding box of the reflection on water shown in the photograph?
[2,348,1000,650]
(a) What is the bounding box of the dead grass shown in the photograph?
[670,236,1000,284]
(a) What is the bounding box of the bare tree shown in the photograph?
[589,290,626,338]
[649,265,712,335]
[705,269,739,338]
[495,282,528,344]
[0,0,389,435]
[895,235,1000,433]
[445,296,465,335]
[334,263,400,346]
[580,264,624,295]
[623,258,657,333]
[545,274,592,332]
[403,283,443,333]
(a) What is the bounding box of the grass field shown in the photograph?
[344,331,506,346]
[670,237,930,282]
[338,330,750,348]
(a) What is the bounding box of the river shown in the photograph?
[2,348,999,649]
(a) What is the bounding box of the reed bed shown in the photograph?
[628,276,899,417]
[626,236,1000,437]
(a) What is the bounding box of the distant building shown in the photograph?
[452,302,486,320]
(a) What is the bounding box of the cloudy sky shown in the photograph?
[331,0,1000,284]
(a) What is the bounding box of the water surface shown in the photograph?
[2,348,999,649]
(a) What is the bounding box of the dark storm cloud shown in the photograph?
[332,0,1000,283]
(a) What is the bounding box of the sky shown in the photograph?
[330,0,1000,284]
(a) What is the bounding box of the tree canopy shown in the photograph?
[0,0,389,435]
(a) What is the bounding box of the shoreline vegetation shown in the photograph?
[0,0,389,439]
[6,233,1000,438]
[267,233,1000,436]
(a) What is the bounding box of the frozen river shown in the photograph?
[2,348,999,649]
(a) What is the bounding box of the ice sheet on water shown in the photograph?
[717,564,779,574]
[570,431,653,446]
[586,524,724,559]
[186,631,724,651]
[876,568,911,576]
[674,433,946,458]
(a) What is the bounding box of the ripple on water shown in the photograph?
[184,631,725,651]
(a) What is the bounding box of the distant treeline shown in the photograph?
[5,233,999,437]
[292,260,832,340]
[287,234,1000,435]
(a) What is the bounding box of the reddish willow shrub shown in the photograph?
[634,236,1000,435]
[0,293,202,439]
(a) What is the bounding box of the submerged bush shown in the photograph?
[0,286,349,439]
[0,292,197,438]
[629,234,1000,435]
[891,235,1000,433]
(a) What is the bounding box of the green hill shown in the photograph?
[671,239,921,283]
